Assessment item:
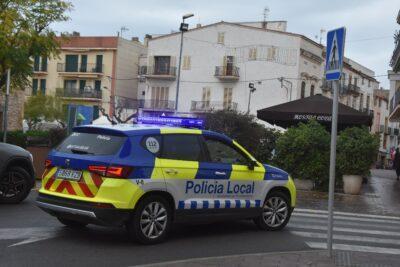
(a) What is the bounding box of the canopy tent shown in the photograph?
[257,94,373,130]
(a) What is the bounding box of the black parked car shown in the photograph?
[0,143,35,203]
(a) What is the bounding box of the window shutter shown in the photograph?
[41,57,47,72]
[40,79,46,95]
[32,79,38,95]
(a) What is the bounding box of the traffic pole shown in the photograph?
[175,30,184,114]
[3,69,10,143]
[327,79,339,257]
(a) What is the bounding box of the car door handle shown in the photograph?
[215,171,226,176]
[165,169,178,175]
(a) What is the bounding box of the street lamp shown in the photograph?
[175,13,194,113]
[247,83,257,114]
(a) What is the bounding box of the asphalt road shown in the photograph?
[1,191,400,267]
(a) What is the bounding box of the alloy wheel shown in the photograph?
[139,201,168,239]
[262,196,289,227]
[0,171,27,199]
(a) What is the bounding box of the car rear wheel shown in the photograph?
[126,195,171,244]
[57,217,88,228]
[254,191,291,231]
[0,166,32,204]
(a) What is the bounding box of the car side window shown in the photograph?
[204,138,248,165]
[161,134,203,161]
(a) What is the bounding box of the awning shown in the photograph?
[257,94,373,130]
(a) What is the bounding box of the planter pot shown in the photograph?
[293,179,314,190]
[343,174,363,195]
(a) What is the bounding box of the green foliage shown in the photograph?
[0,0,72,90]
[205,110,280,163]
[24,94,66,130]
[337,127,379,177]
[0,130,27,148]
[274,120,331,190]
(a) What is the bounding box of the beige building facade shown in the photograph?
[29,36,145,125]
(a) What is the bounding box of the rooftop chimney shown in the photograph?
[72,31,80,37]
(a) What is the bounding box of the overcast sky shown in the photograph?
[53,0,399,88]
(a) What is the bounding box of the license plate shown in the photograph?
[56,169,82,181]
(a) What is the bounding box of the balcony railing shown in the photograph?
[33,65,47,73]
[390,36,400,71]
[140,65,177,78]
[56,88,102,99]
[347,84,361,94]
[390,90,400,114]
[57,63,104,73]
[191,101,238,112]
[215,66,240,79]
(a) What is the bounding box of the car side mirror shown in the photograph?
[247,160,257,170]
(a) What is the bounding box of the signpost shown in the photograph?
[325,27,346,257]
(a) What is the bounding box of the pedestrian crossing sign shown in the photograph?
[325,27,346,81]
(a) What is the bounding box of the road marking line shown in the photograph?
[289,223,400,237]
[292,212,400,225]
[290,217,400,230]
[291,231,400,245]
[306,241,400,255]
[295,208,400,220]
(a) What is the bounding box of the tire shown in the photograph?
[254,191,291,231]
[0,166,33,204]
[57,217,88,228]
[126,195,171,245]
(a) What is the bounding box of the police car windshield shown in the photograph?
[56,132,126,156]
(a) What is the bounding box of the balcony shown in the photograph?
[190,101,238,112]
[32,66,47,76]
[391,30,400,72]
[346,84,361,95]
[141,100,175,111]
[215,66,240,80]
[320,80,360,95]
[140,66,177,80]
[56,88,102,101]
[57,63,104,78]
[389,90,400,121]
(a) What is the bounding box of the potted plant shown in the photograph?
[337,127,379,195]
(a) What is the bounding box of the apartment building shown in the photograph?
[373,89,393,167]
[29,35,145,125]
[137,21,382,125]
[137,21,323,116]
[388,10,400,151]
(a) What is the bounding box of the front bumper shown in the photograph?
[36,193,132,226]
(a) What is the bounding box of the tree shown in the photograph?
[274,120,331,190]
[205,110,280,163]
[100,97,139,125]
[0,0,72,91]
[24,94,66,130]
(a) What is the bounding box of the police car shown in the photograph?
[36,119,296,244]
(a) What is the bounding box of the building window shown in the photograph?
[359,94,364,111]
[96,55,103,73]
[310,84,315,96]
[40,79,46,95]
[223,88,233,109]
[64,80,77,90]
[217,32,225,44]
[65,55,79,72]
[151,86,169,109]
[202,87,211,108]
[368,80,371,87]
[249,47,257,60]
[154,56,171,74]
[94,80,101,91]
[366,95,370,110]
[352,96,357,109]
[182,55,191,70]
[300,81,306,98]
[32,79,38,95]
[267,46,277,61]
[362,77,365,85]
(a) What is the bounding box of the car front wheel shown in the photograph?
[0,166,32,204]
[126,195,171,244]
[254,191,291,231]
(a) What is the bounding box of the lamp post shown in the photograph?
[175,13,194,113]
[247,83,256,114]
[278,77,293,101]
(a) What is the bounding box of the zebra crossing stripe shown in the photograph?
[291,231,400,246]
[289,223,400,237]
[306,242,400,255]
[295,208,400,221]
[290,217,400,230]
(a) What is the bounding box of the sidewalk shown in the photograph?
[136,250,400,267]
[297,169,400,216]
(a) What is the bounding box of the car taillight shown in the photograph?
[88,165,132,178]
[44,159,52,168]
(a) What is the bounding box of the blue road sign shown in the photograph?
[325,27,346,81]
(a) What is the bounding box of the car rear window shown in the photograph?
[56,132,126,155]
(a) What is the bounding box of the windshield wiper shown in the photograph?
[70,148,93,155]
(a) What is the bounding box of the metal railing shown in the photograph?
[390,90,400,114]
[191,101,238,112]
[347,84,361,94]
[56,88,102,99]
[215,66,240,78]
[143,65,177,76]
[33,65,47,72]
[57,63,104,73]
